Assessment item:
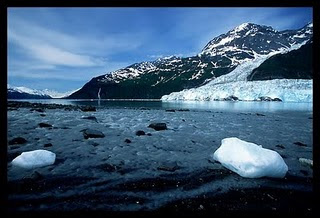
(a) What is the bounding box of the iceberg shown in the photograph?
[11,150,56,169]
[213,137,288,178]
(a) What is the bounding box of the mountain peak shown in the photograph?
[306,22,313,28]
[201,21,311,57]
[233,22,254,32]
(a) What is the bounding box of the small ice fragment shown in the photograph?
[299,158,313,168]
[213,137,288,178]
[11,149,56,169]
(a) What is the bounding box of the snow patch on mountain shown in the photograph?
[42,88,81,98]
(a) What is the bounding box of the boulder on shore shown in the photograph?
[83,129,105,139]
[9,137,27,145]
[38,123,52,128]
[136,130,146,136]
[148,123,167,131]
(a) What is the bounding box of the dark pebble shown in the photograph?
[165,109,176,112]
[256,113,266,116]
[124,139,132,143]
[276,144,285,149]
[157,162,180,172]
[147,133,152,136]
[136,130,145,136]
[293,142,307,147]
[9,137,27,145]
[40,114,46,117]
[148,123,167,131]
[44,143,53,147]
[83,129,105,139]
[38,123,52,128]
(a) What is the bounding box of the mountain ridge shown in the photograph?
[7,85,79,99]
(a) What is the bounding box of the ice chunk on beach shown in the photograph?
[11,150,56,169]
[213,137,288,178]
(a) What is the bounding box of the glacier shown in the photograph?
[162,42,312,103]
[213,137,288,178]
[161,79,312,102]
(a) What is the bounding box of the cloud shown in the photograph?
[9,31,104,67]
[8,57,132,82]
[8,16,145,68]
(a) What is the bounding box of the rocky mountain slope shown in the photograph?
[247,41,312,81]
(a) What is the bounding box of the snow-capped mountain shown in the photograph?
[201,22,312,59]
[68,22,312,100]
[7,85,79,99]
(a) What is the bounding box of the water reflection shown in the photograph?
[162,101,313,112]
[10,99,312,113]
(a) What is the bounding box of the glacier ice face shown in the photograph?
[162,79,312,102]
[11,150,56,169]
[213,137,288,178]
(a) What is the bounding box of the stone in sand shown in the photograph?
[81,116,98,122]
[44,143,53,147]
[83,129,105,139]
[39,123,52,128]
[148,123,167,131]
[136,130,145,136]
[157,162,180,172]
[124,139,132,143]
[9,137,27,145]
[294,141,307,147]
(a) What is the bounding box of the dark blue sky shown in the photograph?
[8,7,312,93]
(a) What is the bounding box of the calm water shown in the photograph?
[10,99,313,113]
